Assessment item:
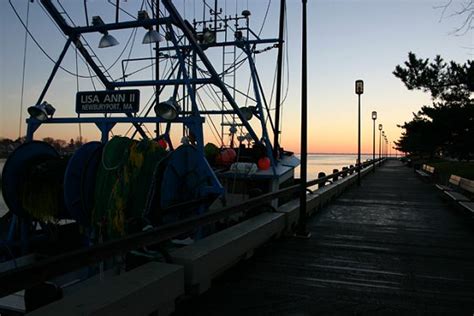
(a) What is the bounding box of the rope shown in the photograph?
[18,0,30,139]
[75,47,82,141]
[279,2,290,142]
[9,0,95,79]
[258,0,272,37]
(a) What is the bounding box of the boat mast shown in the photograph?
[155,0,160,138]
[273,0,285,159]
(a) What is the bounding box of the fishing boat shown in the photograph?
[0,0,299,314]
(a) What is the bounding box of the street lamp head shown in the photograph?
[378,124,383,131]
[355,80,364,95]
[372,111,377,120]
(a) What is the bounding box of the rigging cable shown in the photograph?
[202,1,237,33]
[37,2,98,79]
[15,0,142,80]
[75,47,83,141]
[282,5,290,105]
[107,0,137,19]
[18,0,30,139]
[9,0,97,79]
[125,60,181,137]
[56,1,113,80]
[195,67,234,126]
[278,1,290,143]
[257,0,272,37]
[196,93,222,145]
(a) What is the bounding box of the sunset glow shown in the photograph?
[1,1,471,155]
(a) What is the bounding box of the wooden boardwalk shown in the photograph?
[176,160,474,315]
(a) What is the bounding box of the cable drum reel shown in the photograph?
[64,141,224,236]
[63,141,103,227]
[156,145,224,224]
[3,141,223,237]
[2,141,62,220]
[1,141,104,224]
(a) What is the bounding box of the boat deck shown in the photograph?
[176,160,474,314]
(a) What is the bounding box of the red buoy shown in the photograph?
[258,157,271,170]
[157,138,167,149]
[216,148,236,166]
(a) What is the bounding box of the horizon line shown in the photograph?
[298,152,392,155]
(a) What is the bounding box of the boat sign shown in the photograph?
[76,90,140,113]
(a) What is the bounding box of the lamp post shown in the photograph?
[355,79,364,186]
[371,111,377,172]
[382,131,385,158]
[378,124,382,165]
[296,0,310,238]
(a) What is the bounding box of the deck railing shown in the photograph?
[0,158,385,297]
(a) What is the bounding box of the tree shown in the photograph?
[394,53,474,160]
[393,52,473,102]
[436,0,473,35]
[396,115,440,158]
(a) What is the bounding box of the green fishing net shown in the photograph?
[92,137,167,240]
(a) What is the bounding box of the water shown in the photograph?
[295,154,374,179]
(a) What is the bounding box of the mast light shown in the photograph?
[200,28,216,45]
[92,16,120,48]
[154,97,180,121]
[138,10,164,44]
[27,101,56,121]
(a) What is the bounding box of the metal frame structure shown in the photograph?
[29,0,281,171]
[2,0,294,262]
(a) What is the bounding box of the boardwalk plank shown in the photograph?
[176,160,474,315]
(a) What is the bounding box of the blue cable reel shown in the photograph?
[63,141,103,227]
[2,141,60,219]
[1,141,68,253]
[156,145,223,227]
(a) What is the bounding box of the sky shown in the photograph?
[0,0,472,154]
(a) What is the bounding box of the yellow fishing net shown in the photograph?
[92,137,167,240]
